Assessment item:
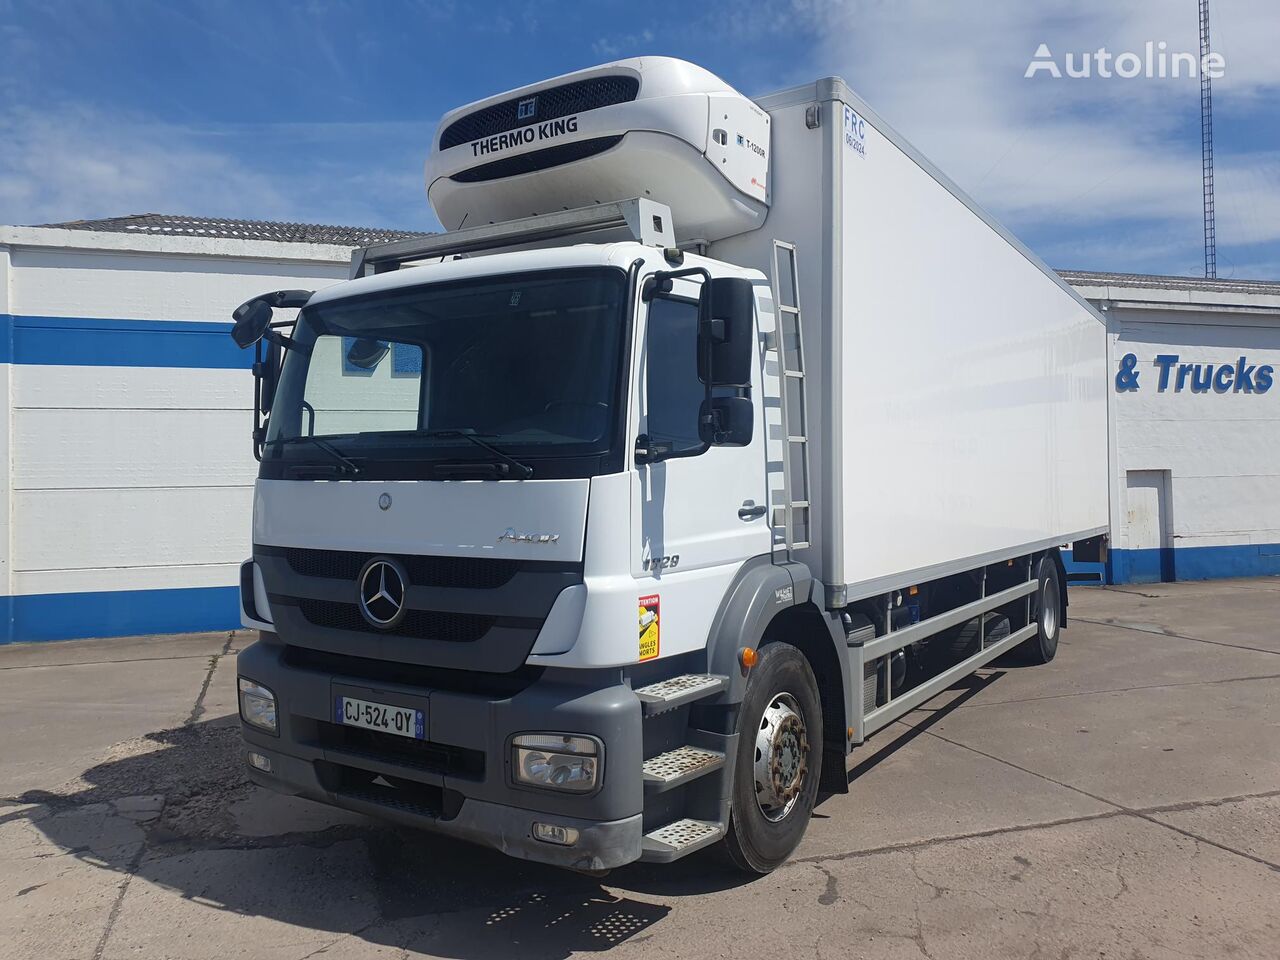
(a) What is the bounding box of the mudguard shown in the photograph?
[705,555,815,702]
[1050,547,1070,627]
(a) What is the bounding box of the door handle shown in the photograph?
[738,501,767,521]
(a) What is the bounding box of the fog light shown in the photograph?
[238,677,278,734]
[512,734,601,793]
[247,751,273,773]
[533,822,580,846]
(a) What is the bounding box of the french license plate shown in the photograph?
[335,696,424,740]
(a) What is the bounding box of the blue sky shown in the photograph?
[2,0,1278,277]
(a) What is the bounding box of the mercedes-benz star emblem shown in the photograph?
[378,492,392,511]
[358,558,407,629]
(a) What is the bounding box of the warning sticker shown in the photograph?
[638,595,660,662]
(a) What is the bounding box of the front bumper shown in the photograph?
[237,638,645,871]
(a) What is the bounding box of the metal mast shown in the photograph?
[1199,0,1217,278]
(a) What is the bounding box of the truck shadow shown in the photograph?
[5,714,754,959]
[829,667,1008,799]
[8,667,1018,954]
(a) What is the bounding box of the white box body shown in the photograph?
[715,79,1110,600]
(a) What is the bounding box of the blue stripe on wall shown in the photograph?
[0,314,252,369]
[3,544,1274,643]
[1109,549,1174,585]
[3,586,240,644]
[1065,542,1280,586]
[1061,549,1105,585]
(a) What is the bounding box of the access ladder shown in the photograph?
[771,239,812,557]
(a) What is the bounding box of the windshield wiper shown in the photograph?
[275,435,360,475]
[419,430,533,479]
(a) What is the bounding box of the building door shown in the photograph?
[1125,470,1174,583]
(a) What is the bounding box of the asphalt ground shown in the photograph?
[2,578,1277,959]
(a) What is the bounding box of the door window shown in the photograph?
[645,297,704,454]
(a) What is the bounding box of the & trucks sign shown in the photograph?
[1115,353,1274,394]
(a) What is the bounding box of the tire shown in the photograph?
[1020,555,1062,665]
[724,642,823,874]
[924,618,981,673]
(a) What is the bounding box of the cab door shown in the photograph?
[629,274,771,663]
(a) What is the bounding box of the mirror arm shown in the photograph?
[634,433,710,466]
[642,266,711,302]
[262,327,307,354]
[263,289,314,310]
[633,434,654,466]
[251,340,265,461]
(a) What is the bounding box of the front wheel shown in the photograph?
[724,642,822,874]
[1020,555,1062,665]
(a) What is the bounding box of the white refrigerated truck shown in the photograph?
[231,57,1109,874]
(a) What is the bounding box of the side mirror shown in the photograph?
[230,289,314,349]
[699,396,753,447]
[346,337,390,370]
[231,299,273,348]
[698,277,754,387]
[231,288,313,461]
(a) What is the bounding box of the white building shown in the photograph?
[0,218,1276,642]
[1062,270,1280,585]
[0,214,426,643]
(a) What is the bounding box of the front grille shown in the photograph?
[339,788,447,820]
[284,645,544,696]
[440,75,640,150]
[259,546,580,669]
[315,761,463,820]
[451,136,623,184]
[318,722,484,779]
[298,598,494,642]
[279,547,518,589]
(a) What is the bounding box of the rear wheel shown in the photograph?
[1020,555,1062,665]
[724,642,822,874]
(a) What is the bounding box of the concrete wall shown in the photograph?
[0,227,350,642]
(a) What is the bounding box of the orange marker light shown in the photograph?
[739,647,758,669]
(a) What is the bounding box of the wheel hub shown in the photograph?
[1042,577,1059,638]
[753,693,809,821]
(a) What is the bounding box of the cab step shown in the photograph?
[642,745,725,793]
[634,674,728,716]
[640,818,725,862]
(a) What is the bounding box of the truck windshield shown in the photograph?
[262,267,629,480]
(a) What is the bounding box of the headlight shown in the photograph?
[512,734,601,793]
[238,677,278,734]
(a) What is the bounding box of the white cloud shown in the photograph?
[592,28,655,61]
[0,106,285,225]
[763,0,1280,273]
[0,104,437,231]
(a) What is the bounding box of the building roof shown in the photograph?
[1058,269,1280,298]
[18,215,1280,304]
[1059,268,1280,314]
[34,213,432,247]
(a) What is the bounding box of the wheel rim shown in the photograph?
[1041,576,1060,639]
[753,692,809,822]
